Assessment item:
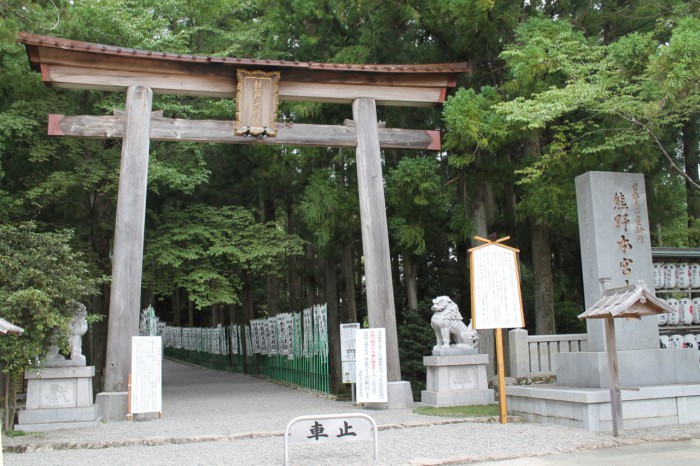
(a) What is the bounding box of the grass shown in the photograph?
[414,404,500,417]
[4,429,28,437]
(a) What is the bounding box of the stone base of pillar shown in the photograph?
[360,381,415,409]
[95,391,129,421]
[421,354,494,407]
[15,366,100,432]
[387,381,414,409]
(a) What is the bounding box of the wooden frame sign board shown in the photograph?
[469,236,525,424]
[469,237,525,330]
[129,336,162,419]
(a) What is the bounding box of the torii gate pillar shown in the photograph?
[353,98,413,407]
[104,86,153,394]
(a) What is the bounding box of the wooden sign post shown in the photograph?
[469,236,525,424]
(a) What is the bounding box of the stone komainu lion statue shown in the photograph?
[431,296,479,351]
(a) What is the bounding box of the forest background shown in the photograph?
[1,0,700,402]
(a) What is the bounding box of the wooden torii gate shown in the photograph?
[19,32,467,409]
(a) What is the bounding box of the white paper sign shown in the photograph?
[131,336,162,414]
[355,328,387,403]
[470,243,525,329]
[340,323,360,384]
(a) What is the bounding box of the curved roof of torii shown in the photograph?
[18,32,469,107]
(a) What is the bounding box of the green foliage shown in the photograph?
[386,156,449,255]
[0,223,103,378]
[397,304,434,398]
[145,205,304,309]
[60,0,188,51]
[414,404,499,417]
[500,18,597,97]
[300,168,358,249]
[443,87,508,165]
[148,144,211,195]
[649,17,700,101]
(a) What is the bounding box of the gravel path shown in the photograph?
[3,359,700,465]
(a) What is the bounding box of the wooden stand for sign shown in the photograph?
[495,328,507,424]
[127,373,132,421]
[604,319,622,436]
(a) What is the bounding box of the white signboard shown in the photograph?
[130,336,162,415]
[284,413,379,466]
[340,323,360,384]
[287,415,375,443]
[470,242,525,329]
[355,328,387,403]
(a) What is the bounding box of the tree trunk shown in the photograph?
[532,221,556,334]
[244,271,255,322]
[305,243,317,307]
[403,253,419,312]
[86,186,113,393]
[86,284,109,393]
[472,162,496,378]
[3,372,10,431]
[264,197,280,315]
[212,305,220,326]
[324,256,345,394]
[343,243,357,323]
[173,288,181,327]
[188,300,194,327]
[684,115,700,233]
[287,197,298,312]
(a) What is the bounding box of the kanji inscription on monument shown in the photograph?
[574,171,657,352]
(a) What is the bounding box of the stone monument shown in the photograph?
[15,302,101,431]
[558,172,700,388]
[507,172,700,432]
[421,296,494,406]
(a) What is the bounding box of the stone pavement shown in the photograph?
[3,359,700,465]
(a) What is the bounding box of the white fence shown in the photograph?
[508,329,588,378]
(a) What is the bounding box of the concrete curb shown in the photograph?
[405,432,700,465]
[4,416,523,453]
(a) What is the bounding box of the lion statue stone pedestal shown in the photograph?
[16,302,99,432]
[421,296,494,407]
